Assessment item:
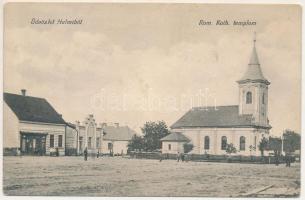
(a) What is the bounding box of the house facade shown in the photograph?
[161,132,190,154]
[4,90,67,156]
[101,123,136,155]
[161,37,271,156]
[66,115,136,155]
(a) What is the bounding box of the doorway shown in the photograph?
[20,132,47,155]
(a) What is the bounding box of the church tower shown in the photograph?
[237,34,270,126]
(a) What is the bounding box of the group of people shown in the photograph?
[83,148,101,161]
[177,152,188,162]
[159,152,189,162]
[274,153,293,167]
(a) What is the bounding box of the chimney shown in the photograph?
[21,89,26,96]
[114,123,119,128]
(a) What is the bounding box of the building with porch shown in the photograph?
[3,90,67,156]
[161,36,272,156]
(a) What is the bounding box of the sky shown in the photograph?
[4,3,301,135]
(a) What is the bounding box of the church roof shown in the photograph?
[103,125,137,141]
[4,92,66,124]
[171,105,271,129]
[237,38,270,85]
[160,132,190,142]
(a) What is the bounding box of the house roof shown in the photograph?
[237,41,270,85]
[160,132,190,142]
[4,92,66,125]
[171,105,271,129]
[103,126,136,141]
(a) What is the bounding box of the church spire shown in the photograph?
[237,33,270,85]
[249,32,260,65]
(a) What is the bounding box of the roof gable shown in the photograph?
[4,93,66,124]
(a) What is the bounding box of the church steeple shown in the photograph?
[237,33,270,127]
[238,33,270,85]
[249,33,259,65]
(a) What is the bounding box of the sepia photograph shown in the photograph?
[2,2,302,197]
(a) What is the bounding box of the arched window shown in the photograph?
[204,136,210,150]
[221,136,227,150]
[246,92,252,104]
[262,93,265,104]
[240,136,246,151]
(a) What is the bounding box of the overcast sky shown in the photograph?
[4,3,301,135]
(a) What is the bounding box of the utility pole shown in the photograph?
[281,130,285,156]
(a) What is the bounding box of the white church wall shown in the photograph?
[172,127,267,156]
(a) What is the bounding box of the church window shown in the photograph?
[168,144,171,150]
[221,136,227,150]
[246,92,252,104]
[262,93,265,104]
[240,136,246,151]
[204,136,210,150]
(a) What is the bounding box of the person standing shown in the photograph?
[287,154,291,167]
[275,151,280,166]
[84,147,88,161]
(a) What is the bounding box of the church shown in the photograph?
[161,36,271,156]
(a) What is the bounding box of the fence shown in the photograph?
[128,152,288,164]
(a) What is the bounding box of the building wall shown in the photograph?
[3,102,20,148]
[19,121,66,156]
[239,82,269,126]
[101,140,129,155]
[66,126,77,149]
[77,126,103,154]
[161,141,184,154]
[170,127,269,156]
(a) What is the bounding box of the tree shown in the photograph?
[128,134,145,152]
[268,137,282,156]
[225,143,237,154]
[183,143,194,153]
[141,121,170,151]
[258,137,268,157]
[283,129,301,153]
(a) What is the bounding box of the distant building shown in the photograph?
[161,36,271,156]
[3,90,67,156]
[66,115,136,155]
[101,123,136,155]
[66,115,105,155]
[160,132,190,154]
